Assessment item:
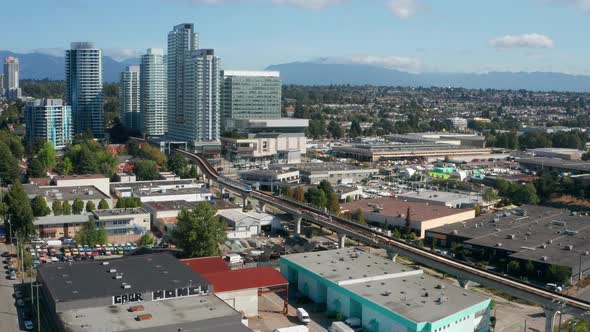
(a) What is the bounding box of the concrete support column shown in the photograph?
[338,233,346,248]
[458,278,472,289]
[543,307,558,332]
[386,250,398,263]
[259,203,266,213]
[220,186,225,194]
[242,196,249,210]
[295,216,302,236]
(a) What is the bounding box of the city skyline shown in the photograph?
[2,0,589,75]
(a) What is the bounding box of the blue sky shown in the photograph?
[3,0,590,74]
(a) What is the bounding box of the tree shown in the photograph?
[482,188,498,203]
[77,144,99,174]
[62,201,72,215]
[76,217,106,246]
[32,196,51,217]
[72,199,84,215]
[349,119,362,138]
[328,120,344,139]
[58,157,73,176]
[346,195,353,203]
[168,153,189,178]
[52,200,63,216]
[507,260,521,276]
[4,182,35,238]
[474,205,482,216]
[285,186,294,199]
[133,160,160,181]
[352,208,367,225]
[171,203,227,258]
[98,199,109,210]
[28,158,46,178]
[327,192,340,214]
[293,187,305,202]
[546,264,571,285]
[139,233,155,246]
[305,188,327,208]
[37,141,56,169]
[0,142,19,186]
[85,201,96,212]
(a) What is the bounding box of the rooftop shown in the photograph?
[397,190,484,206]
[518,157,590,172]
[59,294,250,332]
[92,207,149,218]
[427,205,590,271]
[27,185,110,201]
[37,253,209,303]
[56,174,108,181]
[284,162,378,173]
[341,197,471,221]
[182,257,287,293]
[34,214,88,226]
[282,249,488,323]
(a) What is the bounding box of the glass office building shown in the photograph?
[25,99,73,149]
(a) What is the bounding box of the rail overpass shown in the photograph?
[175,148,590,331]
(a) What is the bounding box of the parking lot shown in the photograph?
[0,243,28,332]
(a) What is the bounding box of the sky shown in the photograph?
[2,0,590,74]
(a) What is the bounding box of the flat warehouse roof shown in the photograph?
[282,249,488,323]
[38,253,209,303]
[341,197,471,221]
[59,294,250,332]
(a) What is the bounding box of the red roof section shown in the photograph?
[182,257,230,275]
[181,257,287,293]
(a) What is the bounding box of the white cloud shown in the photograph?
[103,48,143,60]
[553,0,590,12]
[31,48,65,57]
[489,33,554,50]
[387,0,419,18]
[312,55,422,71]
[271,0,345,9]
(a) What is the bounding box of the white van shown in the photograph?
[329,322,355,332]
[296,308,311,324]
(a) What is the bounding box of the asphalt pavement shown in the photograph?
[0,242,23,332]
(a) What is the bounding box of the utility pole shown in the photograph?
[36,271,40,332]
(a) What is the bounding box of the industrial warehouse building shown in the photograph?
[280,249,491,332]
[182,256,288,317]
[426,205,590,282]
[36,253,252,332]
[341,198,475,238]
[332,142,491,162]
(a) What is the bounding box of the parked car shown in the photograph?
[24,320,34,330]
[296,308,311,324]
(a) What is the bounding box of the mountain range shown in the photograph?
[0,50,138,83]
[2,50,589,92]
[266,62,590,92]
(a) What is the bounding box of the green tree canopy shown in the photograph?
[98,199,109,210]
[482,188,498,203]
[349,119,363,138]
[171,203,227,258]
[328,120,344,139]
[72,199,84,215]
[85,201,96,212]
[32,196,51,217]
[353,208,367,225]
[63,201,72,215]
[76,217,107,246]
[133,160,160,181]
[58,157,73,176]
[293,187,305,202]
[28,157,46,178]
[139,233,155,246]
[0,141,20,186]
[37,141,56,169]
[52,200,63,216]
[4,182,35,238]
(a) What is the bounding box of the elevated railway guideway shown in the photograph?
[175,148,590,331]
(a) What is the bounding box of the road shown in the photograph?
[0,243,22,332]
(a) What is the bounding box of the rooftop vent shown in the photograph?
[496,243,502,247]
[114,275,123,280]
[507,234,516,240]
[541,256,548,262]
[381,291,391,296]
[136,314,152,321]
[101,262,109,266]
[564,245,574,251]
[109,269,117,273]
[435,284,445,289]
[122,284,132,289]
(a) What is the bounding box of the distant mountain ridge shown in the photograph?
[266,62,590,92]
[0,50,139,82]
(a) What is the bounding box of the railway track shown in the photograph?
[175,148,590,317]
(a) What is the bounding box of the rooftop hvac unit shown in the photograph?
[540,244,547,249]
[507,234,516,240]
[565,230,579,236]
[551,220,567,227]
[452,230,459,235]
[496,243,502,247]
[109,269,117,273]
[101,262,109,265]
[114,275,123,280]
[123,284,132,289]
[541,256,548,261]
[564,245,574,251]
